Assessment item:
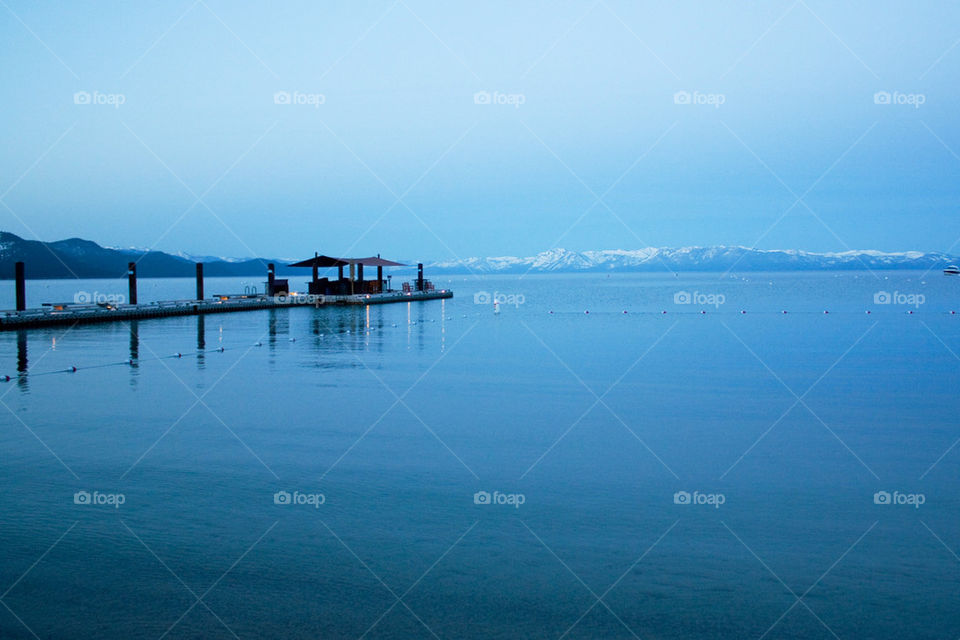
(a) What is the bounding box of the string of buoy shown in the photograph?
[1,346,228,381]
[1,317,461,381]
[4,308,955,381]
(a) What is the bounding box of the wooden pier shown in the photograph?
[0,289,453,331]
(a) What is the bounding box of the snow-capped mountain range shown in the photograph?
[427,247,952,273]
[0,231,955,278]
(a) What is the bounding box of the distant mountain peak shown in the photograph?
[427,246,956,273]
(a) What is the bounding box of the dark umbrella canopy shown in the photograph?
[349,256,407,267]
[287,255,349,268]
[288,255,406,268]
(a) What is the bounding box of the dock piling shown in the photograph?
[267,263,275,296]
[195,263,204,300]
[127,262,137,305]
[417,263,424,291]
[14,261,25,311]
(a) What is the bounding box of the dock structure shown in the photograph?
[1,255,451,331]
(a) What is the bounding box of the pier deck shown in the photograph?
[0,289,453,330]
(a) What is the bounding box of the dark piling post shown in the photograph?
[267,263,275,296]
[195,263,204,300]
[377,265,383,291]
[312,252,319,287]
[417,263,424,292]
[357,263,364,290]
[127,262,137,305]
[14,261,25,311]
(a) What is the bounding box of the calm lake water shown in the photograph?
[0,271,958,639]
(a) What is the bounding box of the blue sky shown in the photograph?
[1,0,958,261]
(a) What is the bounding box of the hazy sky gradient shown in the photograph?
[1,0,958,260]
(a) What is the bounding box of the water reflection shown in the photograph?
[127,321,139,387]
[16,329,28,392]
[196,314,206,370]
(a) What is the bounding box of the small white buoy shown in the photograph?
[782,310,787,314]
[584,310,589,314]
[662,310,667,314]
[255,342,262,347]
[740,310,746,314]
[70,366,77,372]
[289,337,296,342]
[623,310,628,314]
[824,311,829,314]
[700,310,706,314]
[865,310,871,314]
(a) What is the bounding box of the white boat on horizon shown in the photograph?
[944,265,960,275]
